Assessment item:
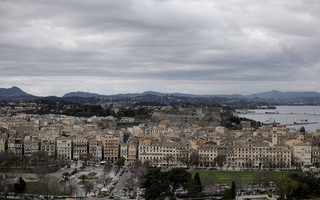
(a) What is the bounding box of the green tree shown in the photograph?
[276,177,298,199]
[231,181,236,199]
[79,174,87,183]
[14,177,26,194]
[287,172,320,197]
[168,168,192,194]
[300,126,306,133]
[141,168,171,200]
[116,156,126,168]
[222,188,233,200]
[194,172,202,194]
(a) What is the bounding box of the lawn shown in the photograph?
[188,170,291,184]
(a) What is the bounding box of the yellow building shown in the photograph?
[104,135,120,162]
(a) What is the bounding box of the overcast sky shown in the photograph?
[0,0,319,96]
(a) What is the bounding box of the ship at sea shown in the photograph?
[262,119,280,126]
[294,119,309,124]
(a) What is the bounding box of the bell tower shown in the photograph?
[272,121,278,146]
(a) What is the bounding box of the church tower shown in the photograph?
[272,121,278,146]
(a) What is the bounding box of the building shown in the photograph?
[311,146,320,166]
[72,136,88,160]
[127,138,139,163]
[88,139,103,162]
[56,136,72,159]
[0,134,6,153]
[41,139,56,156]
[8,137,23,155]
[292,142,312,166]
[234,142,291,169]
[24,140,40,156]
[104,135,120,162]
[120,143,128,160]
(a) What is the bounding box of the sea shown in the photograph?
[236,106,320,133]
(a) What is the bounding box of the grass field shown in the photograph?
[189,170,291,184]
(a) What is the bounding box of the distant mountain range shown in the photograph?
[63,89,320,99]
[1,86,320,101]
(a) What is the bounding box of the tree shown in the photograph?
[287,172,320,198]
[14,177,26,194]
[190,151,200,166]
[116,156,126,168]
[214,155,226,169]
[231,181,236,199]
[62,172,71,194]
[141,168,171,200]
[83,182,94,197]
[299,126,306,133]
[194,172,202,194]
[103,162,112,174]
[168,168,192,194]
[79,174,87,183]
[276,177,298,199]
[222,188,233,200]
[67,181,78,196]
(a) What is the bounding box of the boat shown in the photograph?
[265,111,279,114]
[294,119,308,124]
[262,119,280,126]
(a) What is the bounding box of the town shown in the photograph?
[0,101,320,199]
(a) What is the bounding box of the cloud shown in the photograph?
[0,0,319,95]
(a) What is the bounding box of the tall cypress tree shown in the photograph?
[194,172,202,193]
[14,177,26,194]
[231,181,236,199]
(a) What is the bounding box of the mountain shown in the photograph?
[246,90,320,99]
[63,91,102,98]
[61,89,320,99]
[0,86,31,97]
[0,86,37,101]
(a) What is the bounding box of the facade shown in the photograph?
[24,140,40,156]
[88,139,103,162]
[0,135,6,153]
[8,137,23,155]
[138,139,187,167]
[292,142,312,166]
[104,135,120,162]
[127,141,138,163]
[56,136,72,159]
[72,137,88,160]
[120,143,128,160]
[234,142,291,169]
[41,139,56,156]
[312,146,320,165]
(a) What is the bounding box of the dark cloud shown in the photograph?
[0,0,319,95]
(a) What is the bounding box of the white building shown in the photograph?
[57,136,72,159]
[293,142,311,166]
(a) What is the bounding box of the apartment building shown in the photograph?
[0,134,6,153]
[24,140,40,156]
[138,138,187,167]
[88,139,103,162]
[104,135,120,162]
[120,143,128,160]
[292,142,312,166]
[127,138,139,163]
[312,146,320,165]
[234,142,291,169]
[41,139,56,156]
[8,137,23,155]
[72,136,88,160]
[56,136,72,159]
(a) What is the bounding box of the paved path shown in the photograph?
[236,194,277,200]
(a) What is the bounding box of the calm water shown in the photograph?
[236,106,320,132]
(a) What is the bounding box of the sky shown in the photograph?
[0,0,319,96]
